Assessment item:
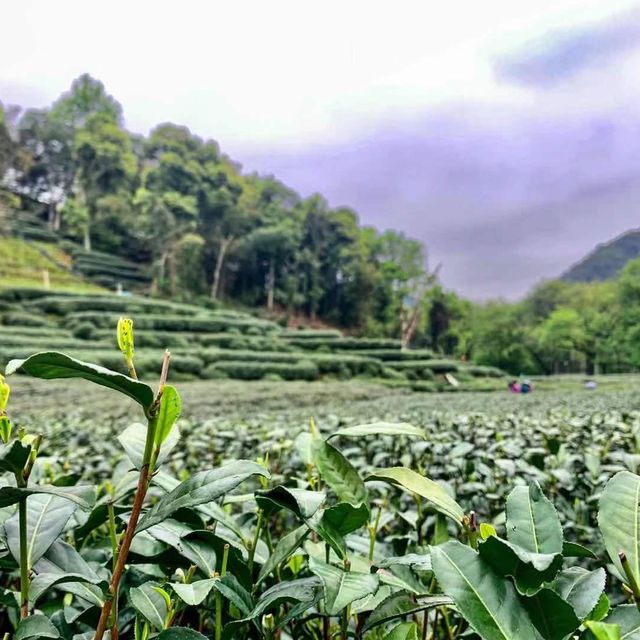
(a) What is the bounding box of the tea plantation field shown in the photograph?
[3,324,640,638]
[0,287,504,390]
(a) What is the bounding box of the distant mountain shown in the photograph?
[562,229,640,283]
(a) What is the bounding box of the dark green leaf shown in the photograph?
[15,614,60,639]
[312,439,366,505]
[130,581,167,629]
[363,592,452,633]
[0,484,95,510]
[4,493,79,566]
[523,587,581,640]
[156,629,208,640]
[308,556,379,616]
[432,540,543,640]
[257,524,309,583]
[137,461,270,532]
[255,486,325,519]
[479,535,562,595]
[6,351,155,411]
[0,440,30,474]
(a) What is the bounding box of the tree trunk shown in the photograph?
[266,258,275,311]
[48,202,61,231]
[83,222,91,252]
[401,306,421,351]
[211,236,234,301]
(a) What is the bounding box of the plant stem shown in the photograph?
[368,506,382,562]
[18,496,28,619]
[422,610,429,640]
[215,544,230,640]
[126,357,138,380]
[107,502,119,633]
[248,510,263,573]
[620,551,640,612]
[94,352,170,640]
[16,435,41,620]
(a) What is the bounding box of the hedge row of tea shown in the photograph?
[0,288,505,388]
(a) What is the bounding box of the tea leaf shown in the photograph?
[15,614,60,639]
[432,540,543,640]
[312,439,367,506]
[137,461,270,532]
[599,471,640,588]
[6,351,155,411]
[506,482,562,555]
[329,422,424,439]
[308,556,379,616]
[367,467,464,525]
[130,581,167,629]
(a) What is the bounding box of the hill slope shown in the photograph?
[561,229,640,283]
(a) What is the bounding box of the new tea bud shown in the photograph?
[117,317,135,360]
[0,416,11,444]
[0,375,9,413]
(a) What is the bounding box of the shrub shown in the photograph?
[72,322,96,340]
[208,360,319,381]
[2,311,52,327]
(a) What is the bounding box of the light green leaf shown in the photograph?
[6,351,155,411]
[312,439,366,506]
[367,467,464,525]
[599,471,640,587]
[130,582,167,630]
[506,482,562,555]
[308,556,379,616]
[383,622,419,640]
[431,540,543,640]
[329,422,425,440]
[169,579,217,606]
[119,422,180,470]
[590,605,640,639]
[154,385,181,446]
[137,461,270,532]
[585,621,621,640]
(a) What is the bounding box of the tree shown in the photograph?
[73,112,137,250]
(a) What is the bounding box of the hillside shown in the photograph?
[0,288,505,390]
[561,228,640,283]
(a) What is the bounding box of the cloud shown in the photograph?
[493,7,640,87]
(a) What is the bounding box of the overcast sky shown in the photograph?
[3,0,640,299]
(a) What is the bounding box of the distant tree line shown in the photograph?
[0,74,438,341]
[1,74,639,374]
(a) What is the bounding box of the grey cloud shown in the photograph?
[493,7,640,87]
[241,106,640,300]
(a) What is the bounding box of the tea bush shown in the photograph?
[0,320,639,639]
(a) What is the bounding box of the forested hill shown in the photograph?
[0,74,435,338]
[561,229,640,283]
